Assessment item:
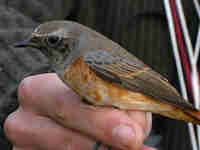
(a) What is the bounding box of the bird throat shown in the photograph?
[52,51,79,80]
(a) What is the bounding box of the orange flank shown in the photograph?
[61,56,200,124]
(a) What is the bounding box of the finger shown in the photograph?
[4,108,95,150]
[13,147,35,150]
[127,111,152,137]
[13,147,25,150]
[141,145,157,150]
[18,73,151,150]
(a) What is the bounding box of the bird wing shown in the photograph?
[83,50,196,111]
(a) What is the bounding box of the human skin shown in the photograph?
[4,73,155,150]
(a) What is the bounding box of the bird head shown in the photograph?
[14,21,84,76]
[14,20,116,77]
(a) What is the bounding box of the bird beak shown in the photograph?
[13,38,38,48]
[13,39,31,48]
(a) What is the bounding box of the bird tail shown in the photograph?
[153,103,200,125]
[183,109,200,125]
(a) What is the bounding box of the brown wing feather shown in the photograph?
[84,50,196,111]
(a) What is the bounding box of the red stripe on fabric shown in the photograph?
[169,0,193,101]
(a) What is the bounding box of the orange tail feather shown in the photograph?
[184,110,200,125]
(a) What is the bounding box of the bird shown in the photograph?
[14,20,200,125]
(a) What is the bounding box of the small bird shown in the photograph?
[14,20,200,125]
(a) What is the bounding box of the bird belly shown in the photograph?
[61,57,173,112]
[60,57,200,124]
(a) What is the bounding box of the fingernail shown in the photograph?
[112,124,135,147]
[145,112,152,136]
[18,76,34,100]
[19,76,33,89]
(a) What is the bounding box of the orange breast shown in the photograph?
[60,57,200,124]
[61,56,157,108]
[61,57,124,104]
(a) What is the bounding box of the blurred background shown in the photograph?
[0,0,198,149]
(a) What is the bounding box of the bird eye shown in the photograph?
[45,35,62,47]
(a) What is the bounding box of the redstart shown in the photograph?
[14,20,200,125]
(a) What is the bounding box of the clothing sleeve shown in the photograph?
[0,1,74,149]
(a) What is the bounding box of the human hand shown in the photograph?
[4,73,155,150]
